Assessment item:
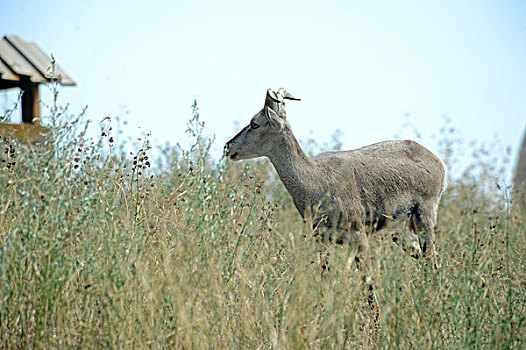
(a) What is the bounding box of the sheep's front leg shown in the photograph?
[350,229,379,331]
[316,227,370,272]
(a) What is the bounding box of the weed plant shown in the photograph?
[0,90,524,349]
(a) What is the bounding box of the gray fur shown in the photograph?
[226,88,446,260]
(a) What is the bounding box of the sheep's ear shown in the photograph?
[265,88,280,110]
[265,106,283,129]
[265,87,300,119]
[267,88,280,102]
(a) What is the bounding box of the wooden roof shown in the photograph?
[0,35,75,86]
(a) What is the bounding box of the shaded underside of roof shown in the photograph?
[0,35,75,86]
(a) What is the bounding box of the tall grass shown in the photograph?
[0,92,524,349]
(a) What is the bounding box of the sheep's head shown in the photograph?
[225,88,300,160]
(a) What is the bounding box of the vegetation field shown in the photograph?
[1,94,524,349]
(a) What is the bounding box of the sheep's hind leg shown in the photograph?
[412,203,440,269]
[386,213,423,259]
[391,230,423,259]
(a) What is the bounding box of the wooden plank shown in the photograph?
[26,42,76,85]
[0,38,33,77]
[0,37,46,83]
[0,57,19,81]
[5,36,75,86]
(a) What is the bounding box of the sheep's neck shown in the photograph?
[267,131,321,217]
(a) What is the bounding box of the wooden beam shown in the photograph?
[0,79,20,90]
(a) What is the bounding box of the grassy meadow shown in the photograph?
[0,95,525,349]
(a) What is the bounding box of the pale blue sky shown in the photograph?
[1,1,525,178]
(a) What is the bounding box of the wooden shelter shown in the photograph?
[0,35,75,142]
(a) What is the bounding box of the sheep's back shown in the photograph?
[314,140,445,217]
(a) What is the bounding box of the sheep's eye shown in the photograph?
[251,122,259,129]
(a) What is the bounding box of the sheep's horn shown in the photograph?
[277,88,301,102]
[265,88,300,118]
[266,88,300,107]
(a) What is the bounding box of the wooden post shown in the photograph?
[21,82,40,124]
